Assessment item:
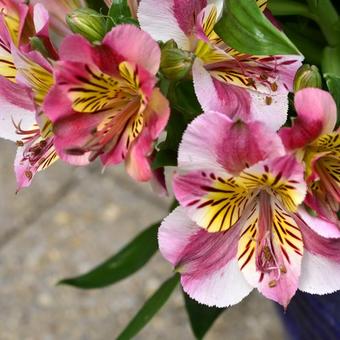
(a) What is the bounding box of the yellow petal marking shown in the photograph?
[190,176,255,233]
[1,7,20,45]
[239,168,304,212]
[315,132,340,156]
[256,0,268,12]
[0,48,16,81]
[22,62,53,106]
[238,200,303,276]
[68,62,141,114]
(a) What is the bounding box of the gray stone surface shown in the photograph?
[0,140,286,340]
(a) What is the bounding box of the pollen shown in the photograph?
[16,140,24,147]
[270,82,278,92]
[268,280,277,288]
[24,170,33,180]
[280,265,287,274]
[263,246,273,261]
[265,96,272,105]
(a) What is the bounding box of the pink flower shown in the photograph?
[159,112,340,308]
[0,11,58,189]
[44,24,170,183]
[279,88,340,237]
[29,0,86,43]
[138,0,303,130]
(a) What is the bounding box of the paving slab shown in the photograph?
[0,140,285,340]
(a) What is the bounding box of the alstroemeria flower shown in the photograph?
[159,112,340,308]
[44,24,170,183]
[29,0,86,43]
[0,0,57,82]
[0,42,58,189]
[279,88,340,237]
[0,0,29,82]
[138,0,303,130]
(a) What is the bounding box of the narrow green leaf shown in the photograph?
[215,0,300,55]
[59,222,160,289]
[184,292,225,339]
[117,274,180,340]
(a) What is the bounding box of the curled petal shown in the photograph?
[280,88,337,150]
[125,131,153,181]
[297,208,340,239]
[29,0,86,42]
[296,214,340,261]
[103,24,161,75]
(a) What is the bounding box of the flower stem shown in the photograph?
[268,1,318,21]
[305,0,339,46]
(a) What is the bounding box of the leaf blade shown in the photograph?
[59,222,160,289]
[117,274,180,340]
[215,0,300,55]
[184,292,225,339]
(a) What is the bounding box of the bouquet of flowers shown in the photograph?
[0,0,339,338]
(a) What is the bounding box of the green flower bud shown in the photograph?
[66,8,106,43]
[160,40,194,80]
[294,64,322,92]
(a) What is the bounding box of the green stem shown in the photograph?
[268,1,317,21]
[305,0,339,46]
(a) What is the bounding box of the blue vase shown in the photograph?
[276,291,340,339]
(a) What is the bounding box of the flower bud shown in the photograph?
[293,64,322,92]
[160,40,194,80]
[66,8,106,43]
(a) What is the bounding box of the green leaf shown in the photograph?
[268,1,317,21]
[282,22,325,66]
[151,109,187,169]
[215,0,300,55]
[106,0,138,30]
[59,222,160,289]
[322,46,340,76]
[184,292,225,339]
[322,46,340,125]
[152,149,177,169]
[324,74,340,126]
[117,274,180,340]
[169,80,202,120]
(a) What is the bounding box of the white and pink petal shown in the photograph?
[138,0,190,50]
[159,207,252,307]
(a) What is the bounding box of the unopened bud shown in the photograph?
[160,40,194,80]
[66,8,106,43]
[294,64,322,92]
